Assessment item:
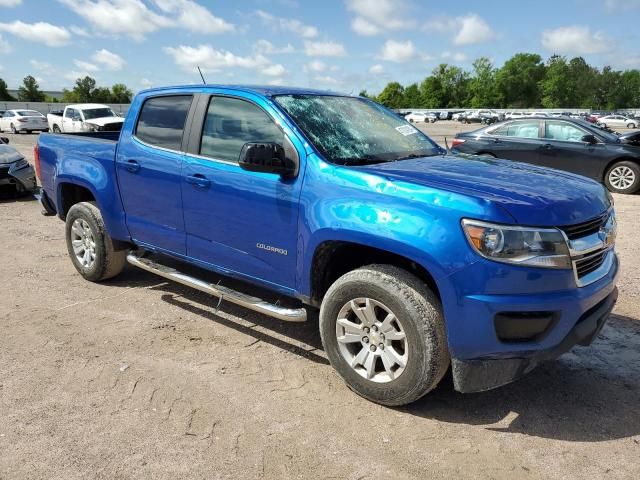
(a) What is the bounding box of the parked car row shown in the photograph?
[451,116,640,194]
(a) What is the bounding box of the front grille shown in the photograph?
[560,213,608,240]
[575,248,608,278]
[102,122,123,132]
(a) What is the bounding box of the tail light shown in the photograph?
[17,118,27,123]
[451,138,465,147]
[34,145,41,180]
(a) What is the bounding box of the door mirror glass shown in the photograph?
[238,142,297,177]
[581,134,598,144]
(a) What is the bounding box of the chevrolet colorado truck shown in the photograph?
[35,85,619,406]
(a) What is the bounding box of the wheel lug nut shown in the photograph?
[371,325,378,332]
[362,336,369,343]
[370,344,377,352]
[363,327,370,334]
[379,343,384,350]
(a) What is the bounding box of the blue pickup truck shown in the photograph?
[36,85,619,405]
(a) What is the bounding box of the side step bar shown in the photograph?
[126,252,307,322]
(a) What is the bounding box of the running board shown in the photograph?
[126,252,307,322]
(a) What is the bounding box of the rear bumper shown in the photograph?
[0,164,37,193]
[451,287,618,393]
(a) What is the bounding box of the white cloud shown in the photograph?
[313,75,342,88]
[30,60,53,73]
[140,78,154,88]
[378,39,416,63]
[442,51,467,62]
[304,60,327,73]
[58,0,170,40]
[541,26,609,55]
[164,44,286,78]
[153,0,234,34]
[253,39,295,55]
[92,49,125,70]
[369,64,384,74]
[256,10,318,38]
[64,70,95,82]
[304,40,347,57]
[0,0,22,6]
[0,34,11,54]
[74,59,100,72]
[70,25,90,37]
[346,0,413,36]
[0,20,70,47]
[426,14,495,46]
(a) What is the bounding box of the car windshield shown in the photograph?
[17,110,42,117]
[274,95,442,165]
[575,119,620,142]
[83,108,116,120]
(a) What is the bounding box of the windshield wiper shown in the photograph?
[335,156,388,166]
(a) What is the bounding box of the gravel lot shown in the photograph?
[1,126,639,480]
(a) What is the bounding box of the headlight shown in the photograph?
[11,158,30,170]
[462,219,571,269]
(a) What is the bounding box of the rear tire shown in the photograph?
[65,202,127,282]
[319,265,449,406]
[53,125,61,133]
[10,124,17,134]
[605,161,640,194]
[628,123,636,129]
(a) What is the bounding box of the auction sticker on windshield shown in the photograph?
[396,125,418,136]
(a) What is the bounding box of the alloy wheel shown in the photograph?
[609,166,636,190]
[70,218,96,268]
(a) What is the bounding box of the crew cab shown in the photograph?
[35,85,619,406]
[47,104,123,134]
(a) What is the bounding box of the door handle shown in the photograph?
[542,143,553,150]
[492,138,502,143]
[185,174,211,188]
[125,159,140,173]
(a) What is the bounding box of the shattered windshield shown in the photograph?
[274,95,442,165]
[83,108,117,120]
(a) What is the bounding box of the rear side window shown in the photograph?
[491,121,540,139]
[199,96,283,163]
[135,95,193,151]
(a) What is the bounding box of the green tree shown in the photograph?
[495,53,546,107]
[358,89,371,99]
[72,76,97,102]
[402,83,422,108]
[540,55,572,108]
[91,87,112,103]
[593,66,621,110]
[0,78,15,101]
[17,75,45,102]
[420,64,469,108]
[567,57,598,108]
[469,57,500,108]
[377,81,405,109]
[110,83,133,103]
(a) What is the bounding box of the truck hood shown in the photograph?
[358,154,610,226]
[84,116,124,127]
[0,144,22,164]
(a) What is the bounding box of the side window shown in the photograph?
[135,95,193,151]
[545,121,586,142]
[64,109,74,119]
[491,121,540,139]
[199,97,284,163]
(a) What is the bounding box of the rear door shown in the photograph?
[115,94,194,254]
[539,120,606,179]
[482,120,543,165]
[181,93,302,290]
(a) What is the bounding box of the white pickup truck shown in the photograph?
[47,104,124,133]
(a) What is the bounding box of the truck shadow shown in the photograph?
[402,314,640,442]
[107,268,639,442]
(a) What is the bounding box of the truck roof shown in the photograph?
[139,84,353,98]
[65,103,114,109]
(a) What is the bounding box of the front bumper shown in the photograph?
[452,288,617,392]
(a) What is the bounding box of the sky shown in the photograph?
[0,0,639,94]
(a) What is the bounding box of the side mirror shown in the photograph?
[581,134,598,144]
[0,136,9,144]
[239,142,298,178]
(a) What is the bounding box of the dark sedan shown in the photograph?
[0,136,37,196]
[452,117,640,194]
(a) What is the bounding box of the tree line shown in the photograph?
[0,75,133,104]
[361,53,640,110]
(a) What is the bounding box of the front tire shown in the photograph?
[65,202,127,282]
[628,123,636,129]
[605,161,640,194]
[319,265,449,406]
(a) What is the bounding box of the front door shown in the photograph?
[181,94,302,290]
[115,94,194,254]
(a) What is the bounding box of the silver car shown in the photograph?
[0,136,37,195]
[0,109,49,134]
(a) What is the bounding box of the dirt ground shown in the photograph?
[1,126,639,480]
